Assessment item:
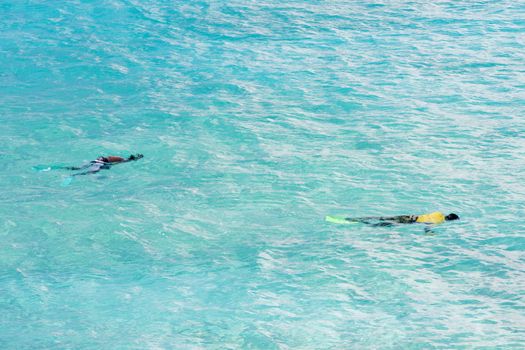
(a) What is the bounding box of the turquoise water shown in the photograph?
[1,0,525,348]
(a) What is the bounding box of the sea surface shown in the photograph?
[1,0,524,348]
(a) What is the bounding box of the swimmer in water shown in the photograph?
[328,211,459,227]
[65,154,143,176]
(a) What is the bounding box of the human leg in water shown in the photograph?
[35,154,143,174]
[41,154,142,186]
[344,215,417,226]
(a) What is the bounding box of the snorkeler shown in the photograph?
[64,154,143,176]
[326,211,459,226]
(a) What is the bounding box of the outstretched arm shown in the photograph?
[424,224,438,235]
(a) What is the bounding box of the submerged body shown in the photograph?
[65,154,143,176]
[326,211,459,227]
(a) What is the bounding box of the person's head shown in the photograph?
[128,154,144,161]
[445,213,459,221]
[97,156,109,163]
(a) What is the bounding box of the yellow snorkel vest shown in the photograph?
[416,211,445,224]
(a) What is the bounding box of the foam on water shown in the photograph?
[1,0,524,348]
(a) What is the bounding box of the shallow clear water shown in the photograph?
[1,0,525,348]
